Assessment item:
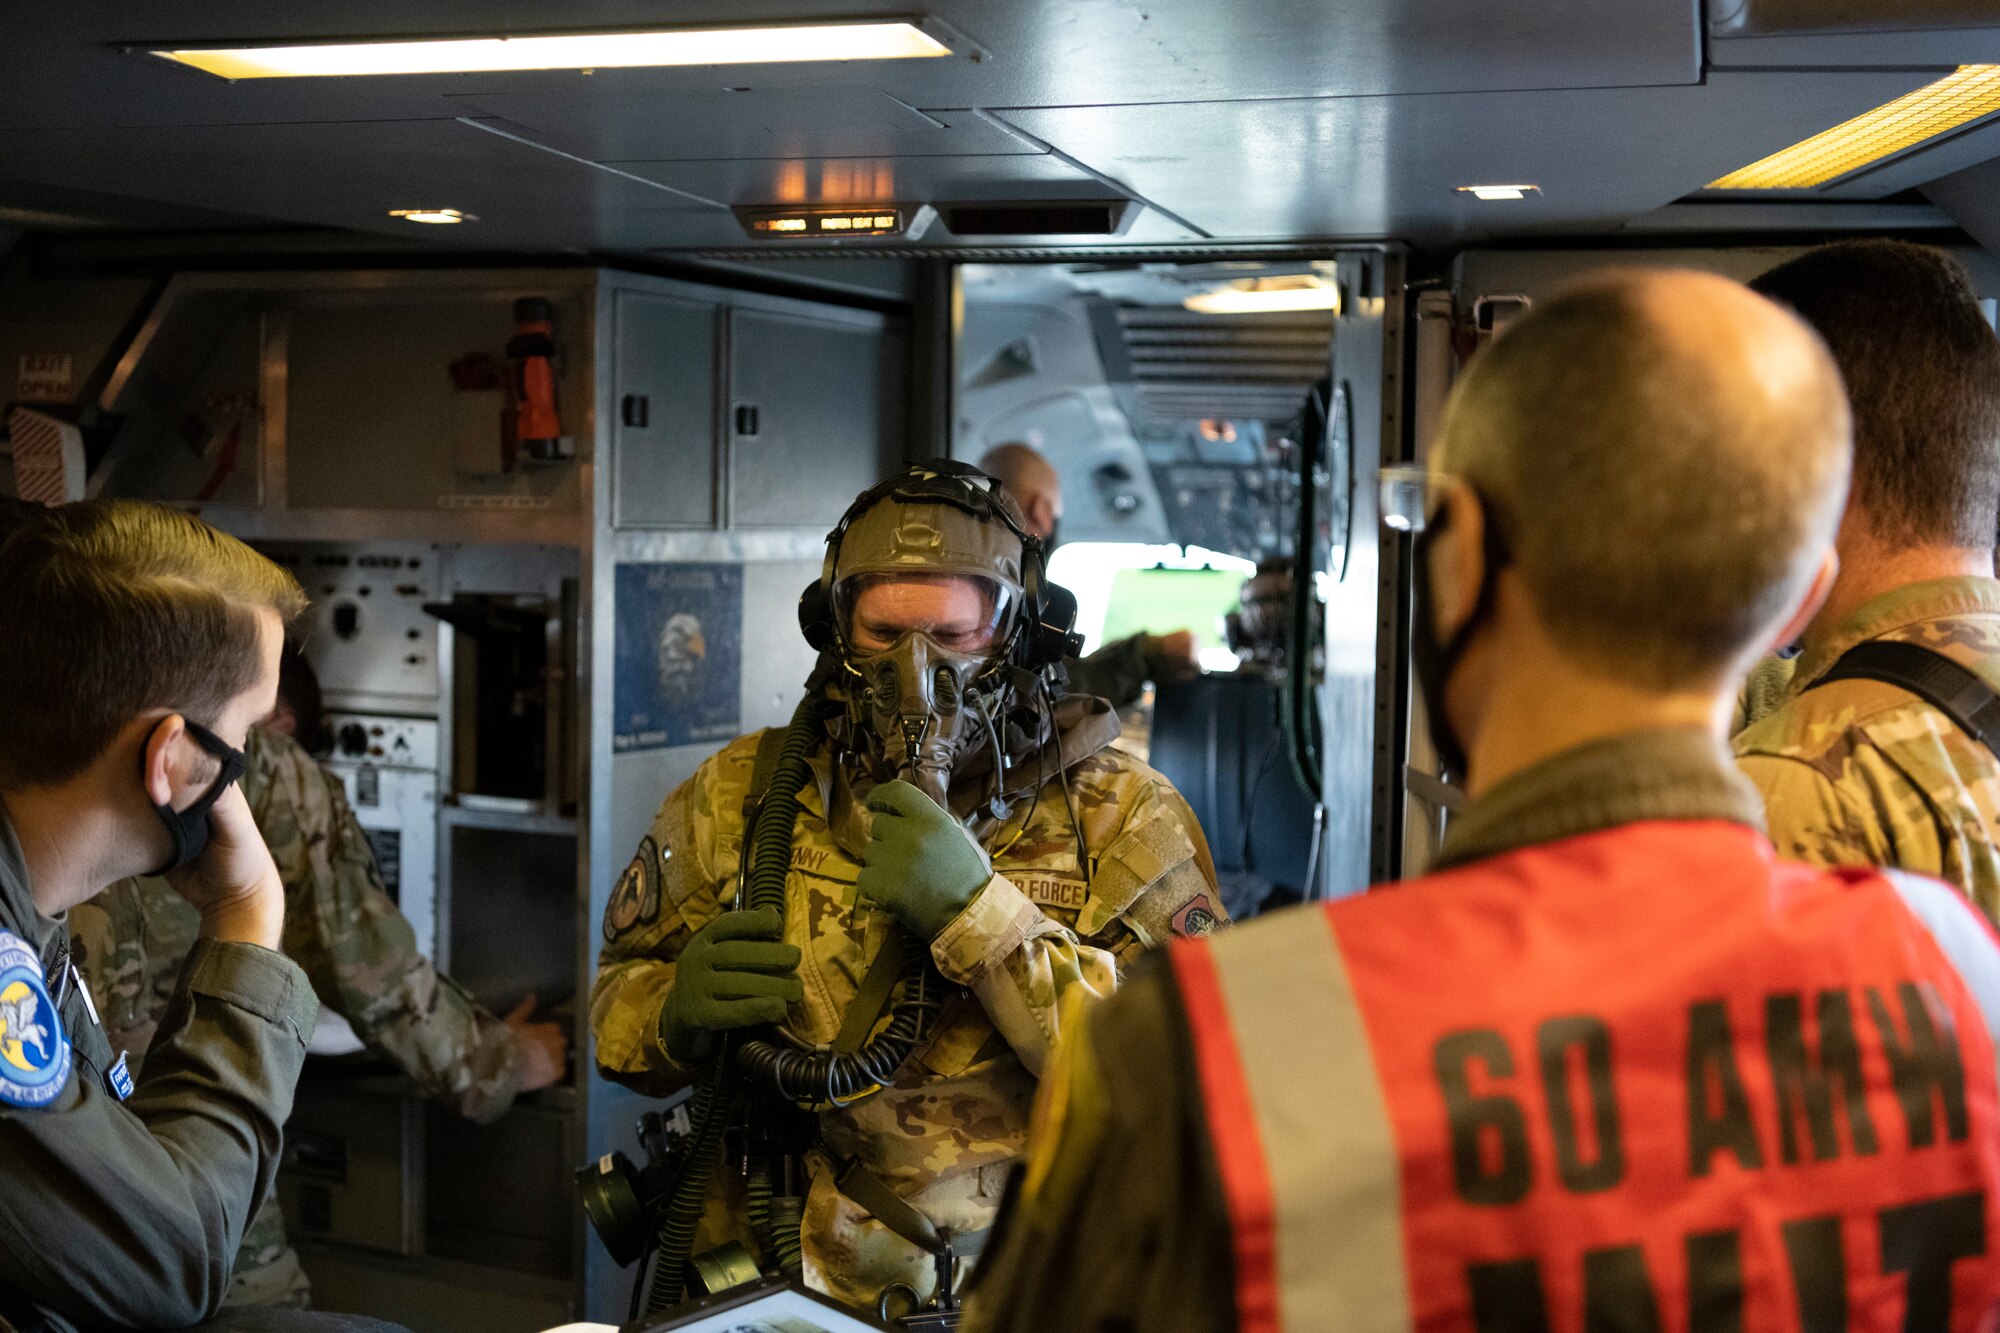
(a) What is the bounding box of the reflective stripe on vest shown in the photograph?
[1174,821,2000,1333]
[1174,908,1413,1333]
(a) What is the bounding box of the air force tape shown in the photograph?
[0,931,69,1109]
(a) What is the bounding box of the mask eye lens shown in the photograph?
[1379,465,1431,534]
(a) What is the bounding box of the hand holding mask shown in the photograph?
[164,781,285,949]
[857,780,992,941]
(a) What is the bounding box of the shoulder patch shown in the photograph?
[1169,894,1221,938]
[605,837,663,942]
[0,931,70,1109]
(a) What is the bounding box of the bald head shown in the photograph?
[1437,268,1851,688]
[978,442,1062,542]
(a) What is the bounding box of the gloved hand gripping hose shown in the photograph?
[638,694,952,1311]
[736,708,947,1107]
[639,698,821,1315]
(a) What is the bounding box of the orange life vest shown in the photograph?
[1172,821,2000,1333]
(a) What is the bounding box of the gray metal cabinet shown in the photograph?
[726,307,903,528]
[613,291,719,529]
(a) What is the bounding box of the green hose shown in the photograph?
[770,1194,804,1280]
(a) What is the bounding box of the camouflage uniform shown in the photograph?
[71,727,524,1308]
[1730,652,1798,735]
[1735,576,2000,923]
[591,707,1222,1310]
[1063,634,1152,711]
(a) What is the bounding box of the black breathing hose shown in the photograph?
[639,698,821,1315]
[736,962,939,1103]
[736,701,946,1107]
[638,691,954,1310]
[1283,380,1330,799]
[642,1052,732,1315]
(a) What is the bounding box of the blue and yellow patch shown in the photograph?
[0,931,69,1109]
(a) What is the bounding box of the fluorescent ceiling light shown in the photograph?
[1456,184,1540,201]
[153,21,952,79]
[1184,275,1341,315]
[389,208,473,224]
[1709,64,2000,189]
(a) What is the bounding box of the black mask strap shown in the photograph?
[1410,495,1510,782]
[144,718,248,877]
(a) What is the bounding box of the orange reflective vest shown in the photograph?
[1172,821,2000,1333]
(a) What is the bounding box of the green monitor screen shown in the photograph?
[1099,565,1247,656]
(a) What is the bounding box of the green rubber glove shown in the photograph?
[657,908,803,1065]
[858,780,993,941]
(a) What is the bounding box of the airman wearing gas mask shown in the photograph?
[590,462,1223,1315]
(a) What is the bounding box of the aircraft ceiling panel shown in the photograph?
[0,118,725,252]
[1921,156,2000,253]
[0,114,1205,253]
[616,152,1100,208]
[997,69,1936,243]
[450,88,1035,162]
[1710,29,2000,68]
[0,0,1697,140]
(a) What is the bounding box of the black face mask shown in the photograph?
[1409,498,1508,784]
[145,719,247,876]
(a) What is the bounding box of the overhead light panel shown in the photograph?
[1456,184,1540,201]
[1185,274,1341,315]
[1708,64,2000,189]
[151,20,954,79]
[736,205,922,239]
[389,208,473,224]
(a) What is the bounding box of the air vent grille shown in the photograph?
[940,201,1129,236]
[1111,307,1333,423]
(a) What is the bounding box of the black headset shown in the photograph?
[798,459,1083,670]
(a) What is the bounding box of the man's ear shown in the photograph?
[140,715,184,808]
[1028,494,1058,542]
[1425,480,1490,644]
[1768,547,1838,655]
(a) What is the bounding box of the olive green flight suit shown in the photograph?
[72,727,524,1308]
[0,799,319,1331]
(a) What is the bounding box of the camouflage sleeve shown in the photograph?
[589,738,747,1096]
[250,729,525,1124]
[961,960,1237,1333]
[1062,634,1152,710]
[69,881,174,1065]
[1736,751,1894,871]
[932,774,1225,1077]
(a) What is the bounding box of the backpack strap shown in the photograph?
[1814,639,2000,759]
[751,726,791,805]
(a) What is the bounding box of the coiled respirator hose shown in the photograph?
[640,696,946,1310]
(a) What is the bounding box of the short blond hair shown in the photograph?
[1438,270,1851,689]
